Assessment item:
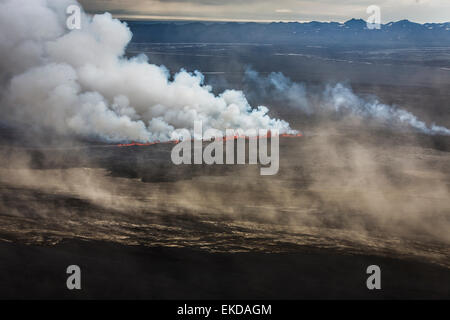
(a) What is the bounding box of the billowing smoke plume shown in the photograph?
[0,0,294,143]
[2,0,448,144]
[245,69,450,135]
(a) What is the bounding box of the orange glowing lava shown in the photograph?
[117,132,302,147]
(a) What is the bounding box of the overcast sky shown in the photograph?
[78,0,450,23]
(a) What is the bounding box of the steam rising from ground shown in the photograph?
[1,0,448,144]
[0,129,448,267]
[0,0,293,143]
[244,70,450,135]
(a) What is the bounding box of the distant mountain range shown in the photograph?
[125,19,450,47]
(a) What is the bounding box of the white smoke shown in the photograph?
[245,69,450,136]
[0,0,294,143]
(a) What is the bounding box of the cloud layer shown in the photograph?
[79,0,450,23]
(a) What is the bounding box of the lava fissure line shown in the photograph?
[117,133,303,147]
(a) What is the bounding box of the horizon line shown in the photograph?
[109,14,450,25]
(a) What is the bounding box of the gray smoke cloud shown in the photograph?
[244,69,450,135]
[1,0,448,145]
[0,0,294,143]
